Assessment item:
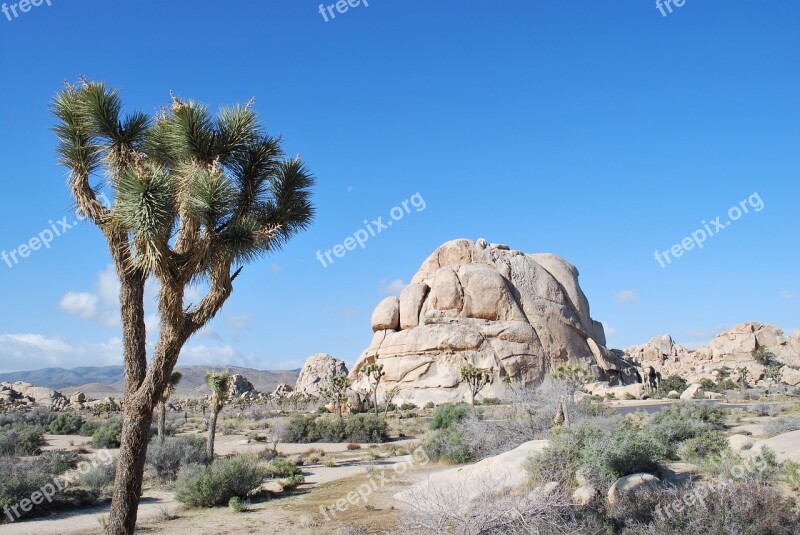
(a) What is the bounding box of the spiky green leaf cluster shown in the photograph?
[52,81,315,275]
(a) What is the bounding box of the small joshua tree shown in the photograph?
[205,371,232,458]
[551,364,589,427]
[461,366,492,405]
[363,361,385,416]
[320,373,351,418]
[156,371,182,442]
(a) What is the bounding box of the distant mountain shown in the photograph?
[0,365,299,398]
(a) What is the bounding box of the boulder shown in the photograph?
[294,353,349,396]
[16,384,69,410]
[607,473,660,506]
[680,384,705,400]
[573,485,597,506]
[351,239,627,406]
[394,440,549,510]
[372,296,400,331]
[667,390,680,399]
[705,392,724,400]
[69,392,86,404]
[781,367,800,386]
[272,383,294,397]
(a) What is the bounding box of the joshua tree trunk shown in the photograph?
[207,407,219,458]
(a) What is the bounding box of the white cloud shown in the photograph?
[780,290,799,300]
[226,313,251,331]
[271,263,282,273]
[195,326,222,340]
[602,322,617,338]
[59,292,98,320]
[379,278,406,296]
[178,344,261,368]
[0,334,122,372]
[613,290,639,306]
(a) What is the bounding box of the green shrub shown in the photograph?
[264,458,300,478]
[175,455,269,507]
[279,474,305,490]
[0,426,45,456]
[424,401,435,409]
[424,428,471,464]
[764,415,800,436]
[645,403,726,459]
[228,495,246,512]
[399,402,417,411]
[526,419,604,484]
[0,456,63,521]
[48,413,87,435]
[657,375,688,396]
[91,419,122,448]
[678,430,729,460]
[80,462,116,496]
[430,403,471,430]
[281,414,388,443]
[146,436,210,481]
[579,424,661,484]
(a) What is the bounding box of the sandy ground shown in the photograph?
[0,451,436,535]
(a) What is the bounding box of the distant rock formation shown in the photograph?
[1,381,75,410]
[351,238,628,405]
[295,353,349,396]
[227,374,255,398]
[624,322,800,386]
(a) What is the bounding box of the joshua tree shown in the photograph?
[321,373,351,418]
[551,364,589,427]
[382,385,401,417]
[461,366,492,405]
[156,370,182,442]
[362,361,385,416]
[205,371,232,458]
[52,80,314,535]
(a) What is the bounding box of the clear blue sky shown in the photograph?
[0,0,798,373]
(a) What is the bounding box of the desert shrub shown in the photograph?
[279,474,305,490]
[399,402,417,411]
[430,403,471,430]
[228,495,246,512]
[146,436,210,481]
[479,397,502,406]
[264,457,300,478]
[40,449,82,474]
[645,403,726,459]
[80,462,116,496]
[749,402,778,417]
[752,346,776,366]
[281,414,388,443]
[624,479,799,534]
[0,456,63,521]
[346,443,361,450]
[780,460,800,491]
[657,375,688,396]
[174,455,269,507]
[0,426,45,456]
[424,401,435,409]
[579,423,661,485]
[91,418,122,448]
[48,413,87,435]
[678,430,729,460]
[764,415,800,437]
[424,428,471,464]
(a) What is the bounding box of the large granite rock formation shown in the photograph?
[624,322,800,386]
[295,353,349,396]
[350,238,622,405]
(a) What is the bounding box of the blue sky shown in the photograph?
[0,0,798,373]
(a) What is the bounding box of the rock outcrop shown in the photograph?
[351,238,625,405]
[227,374,255,398]
[294,353,349,396]
[624,322,800,387]
[0,381,76,410]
